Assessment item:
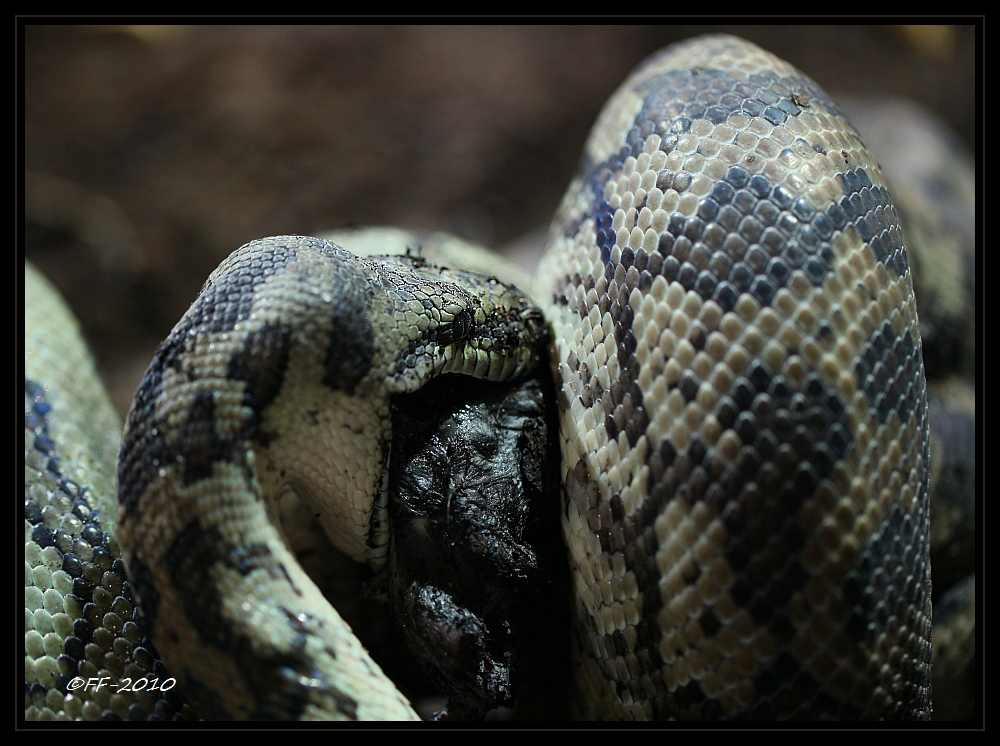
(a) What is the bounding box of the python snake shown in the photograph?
[26,34,967,720]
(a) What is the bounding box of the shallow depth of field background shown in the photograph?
[24,24,976,418]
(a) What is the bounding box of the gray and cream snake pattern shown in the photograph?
[27,35,970,720]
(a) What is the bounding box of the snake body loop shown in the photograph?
[25,35,937,720]
[114,236,543,719]
[535,34,931,719]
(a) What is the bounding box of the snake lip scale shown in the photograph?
[24,34,936,720]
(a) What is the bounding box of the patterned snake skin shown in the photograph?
[25,35,943,720]
[534,34,931,720]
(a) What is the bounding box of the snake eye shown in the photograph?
[521,307,547,345]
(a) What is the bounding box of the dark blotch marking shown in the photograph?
[117,335,189,519]
[836,169,908,279]
[854,323,925,426]
[179,392,240,486]
[186,243,295,334]
[321,305,375,396]
[162,520,357,720]
[228,322,293,441]
[843,500,930,652]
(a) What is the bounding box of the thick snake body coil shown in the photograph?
[24,35,939,720]
[534,34,931,719]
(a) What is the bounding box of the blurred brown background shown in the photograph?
[23,24,977,416]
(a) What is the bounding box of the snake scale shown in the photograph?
[25,34,959,720]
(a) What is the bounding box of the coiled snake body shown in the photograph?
[25,35,938,720]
